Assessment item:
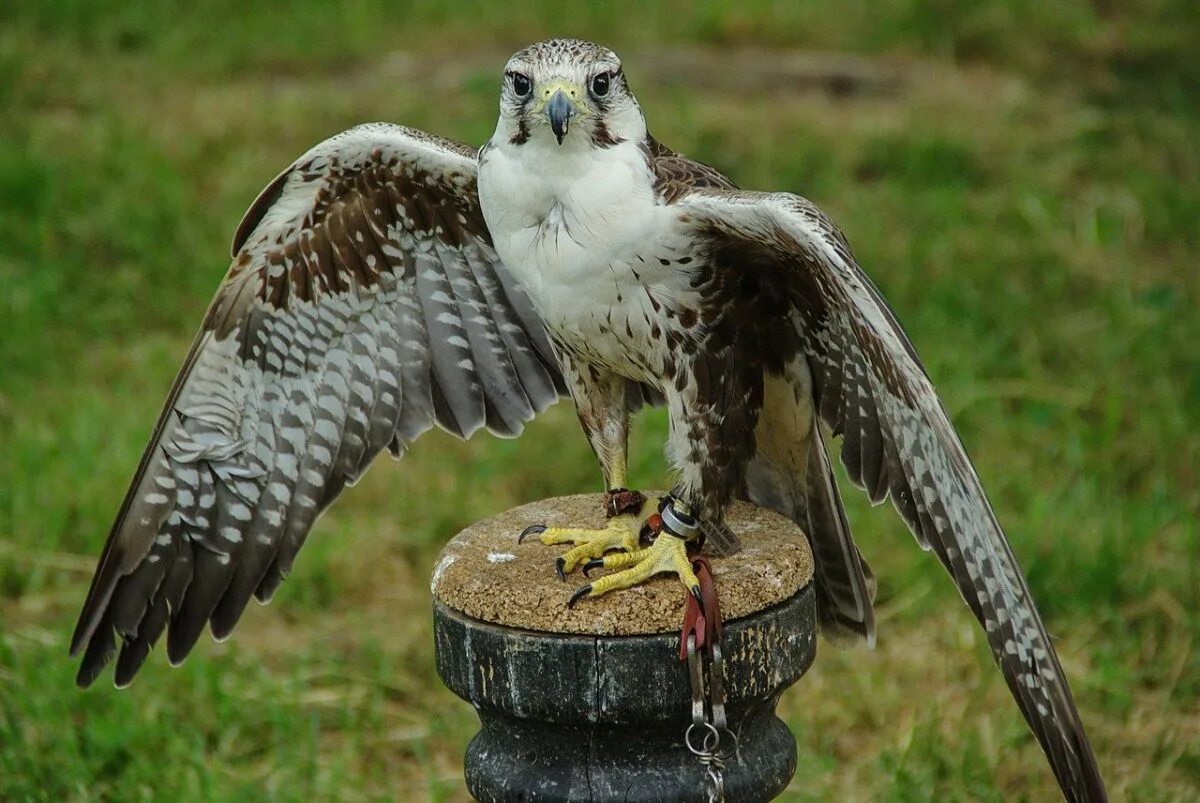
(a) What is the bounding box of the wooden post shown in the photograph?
[432,495,816,802]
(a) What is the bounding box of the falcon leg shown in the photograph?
[518,356,705,598]
[518,354,662,579]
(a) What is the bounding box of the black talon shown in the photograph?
[690,585,705,616]
[518,524,546,543]
[567,584,593,609]
[555,557,567,582]
[582,558,604,578]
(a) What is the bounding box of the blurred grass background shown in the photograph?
[1,1,1198,800]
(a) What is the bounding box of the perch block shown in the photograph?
[432,494,816,802]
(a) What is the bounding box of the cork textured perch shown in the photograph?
[432,495,817,802]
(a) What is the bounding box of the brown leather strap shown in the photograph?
[604,487,647,518]
[679,555,723,660]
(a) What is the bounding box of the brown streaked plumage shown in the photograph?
[71,123,566,688]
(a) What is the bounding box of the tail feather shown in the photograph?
[745,429,876,646]
[801,432,876,646]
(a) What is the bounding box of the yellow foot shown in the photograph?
[568,530,700,608]
[518,514,643,581]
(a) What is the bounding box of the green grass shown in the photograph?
[2,1,1199,800]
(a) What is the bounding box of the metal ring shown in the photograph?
[660,497,700,539]
[717,727,740,759]
[685,721,720,756]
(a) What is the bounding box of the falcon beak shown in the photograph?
[546,90,575,145]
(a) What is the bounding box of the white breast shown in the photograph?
[478,137,683,377]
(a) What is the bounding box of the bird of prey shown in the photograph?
[70,38,1105,801]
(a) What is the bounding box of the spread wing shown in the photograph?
[70,123,565,688]
[674,189,1106,802]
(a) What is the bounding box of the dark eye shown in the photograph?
[591,72,611,97]
[510,73,531,97]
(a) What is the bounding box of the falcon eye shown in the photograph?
[509,72,532,97]
[591,72,611,97]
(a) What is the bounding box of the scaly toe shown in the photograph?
[581,548,647,578]
[520,515,644,579]
[558,536,639,576]
[581,535,700,602]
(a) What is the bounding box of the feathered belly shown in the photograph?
[536,275,671,386]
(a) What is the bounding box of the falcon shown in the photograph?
[70,39,1106,801]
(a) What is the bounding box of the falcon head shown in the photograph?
[497,39,645,149]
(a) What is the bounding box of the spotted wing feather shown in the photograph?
[678,189,1106,802]
[71,123,564,688]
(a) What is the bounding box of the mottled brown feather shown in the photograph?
[71,124,565,687]
[674,188,1105,802]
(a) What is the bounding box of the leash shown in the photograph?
[680,555,737,802]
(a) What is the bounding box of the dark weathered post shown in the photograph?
[432,495,816,802]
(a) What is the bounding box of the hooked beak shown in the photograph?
[546,90,574,145]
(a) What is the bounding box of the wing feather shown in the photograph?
[463,248,560,409]
[435,237,532,435]
[679,189,1105,802]
[71,123,565,686]
[415,249,487,438]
